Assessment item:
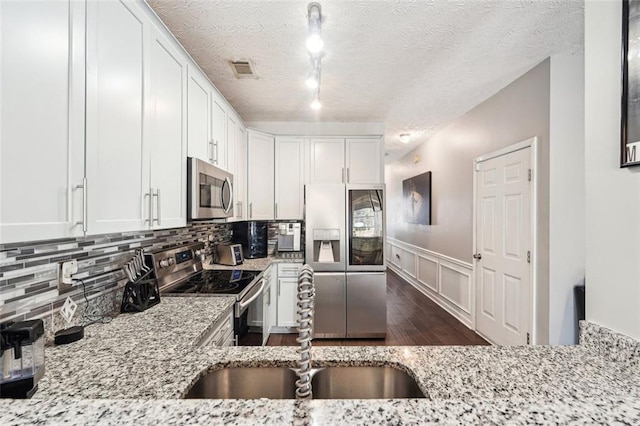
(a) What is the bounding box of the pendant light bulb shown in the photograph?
[306,75,319,89]
[306,34,324,54]
[310,94,322,110]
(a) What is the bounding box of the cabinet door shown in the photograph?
[275,138,305,220]
[149,27,187,229]
[0,0,85,243]
[235,126,247,220]
[211,96,227,170]
[85,0,149,235]
[247,131,275,220]
[187,67,211,163]
[346,138,383,184]
[226,117,244,222]
[277,278,299,327]
[309,138,345,184]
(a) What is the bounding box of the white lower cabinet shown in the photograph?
[197,309,234,347]
[276,263,301,329]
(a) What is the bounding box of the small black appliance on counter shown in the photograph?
[232,221,268,259]
[1,319,45,399]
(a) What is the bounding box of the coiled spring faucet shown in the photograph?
[295,264,315,399]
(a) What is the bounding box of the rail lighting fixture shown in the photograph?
[399,133,412,144]
[306,3,324,54]
[305,3,325,110]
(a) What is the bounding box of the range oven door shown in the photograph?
[234,277,267,346]
[188,157,233,220]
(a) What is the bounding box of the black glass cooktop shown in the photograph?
[165,269,261,295]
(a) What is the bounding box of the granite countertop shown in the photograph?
[2,296,640,424]
[205,254,304,272]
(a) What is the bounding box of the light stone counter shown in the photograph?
[204,255,304,272]
[2,296,639,424]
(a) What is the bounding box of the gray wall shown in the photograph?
[386,59,551,343]
[549,53,585,345]
[585,1,640,340]
[386,59,550,262]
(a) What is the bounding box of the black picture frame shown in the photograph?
[402,171,432,225]
[622,0,640,167]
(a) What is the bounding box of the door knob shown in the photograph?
[472,253,482,260]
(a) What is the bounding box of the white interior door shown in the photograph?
[475,146,532,345]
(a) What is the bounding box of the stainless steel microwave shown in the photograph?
[187,157,233,220]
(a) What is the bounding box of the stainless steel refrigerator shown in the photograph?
[305,184,386,339]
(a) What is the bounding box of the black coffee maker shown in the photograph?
[232,221,268,259]
[1,319,45,398]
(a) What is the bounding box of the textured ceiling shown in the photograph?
[147,0,584,161]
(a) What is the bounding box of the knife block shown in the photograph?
[120,278,160,313]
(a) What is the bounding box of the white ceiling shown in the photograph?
[147,0,584,162]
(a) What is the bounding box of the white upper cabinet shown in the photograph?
[211,94,227,170]
[308,138,383,185]
[85,0,149,235]
[0,0,86,243]
[309,138,346,184]
[187,66,212,164]
[247,130,275,220]
[227,116,247,222]
[148,26,187,229]
[345,138,383,184]
[275,138,305,220]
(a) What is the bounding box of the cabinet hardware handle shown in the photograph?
[395,253,400,259]
[275,202,278,219]
[152,189,161,225]
[347,168,350,183]
[75,178,88,233]
[472,253,482,261]
[145,189,153,225]
[342,167,345,183]
[214,140,219,165]
[249,202,253,218]
[278,280,281,296]
[237,201,242,218]
[208,140,214,163]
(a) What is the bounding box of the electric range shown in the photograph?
[147,242,267,345]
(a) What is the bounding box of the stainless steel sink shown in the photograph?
[185,367,298,399]
[185,365,425,400]
[310,366,425,399]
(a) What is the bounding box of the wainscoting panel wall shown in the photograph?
[387,237,474,328]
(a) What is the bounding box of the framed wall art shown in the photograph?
[402,171,432,225]
[622,0,640,167]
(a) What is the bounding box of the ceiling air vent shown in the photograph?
[230,60,257,79]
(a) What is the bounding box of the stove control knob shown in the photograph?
[194,249,203,256]
[159,258,170,268]
[168,258,176,266]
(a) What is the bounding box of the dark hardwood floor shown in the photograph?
[267,269,488,346]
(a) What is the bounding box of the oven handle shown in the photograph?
[237,278,266,313]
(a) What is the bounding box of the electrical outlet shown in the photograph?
[60,260,78,285]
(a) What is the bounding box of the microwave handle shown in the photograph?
[222,177,233,214]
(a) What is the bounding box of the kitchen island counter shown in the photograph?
[2,296,639,424]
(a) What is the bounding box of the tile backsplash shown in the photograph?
[0,221,231,332]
